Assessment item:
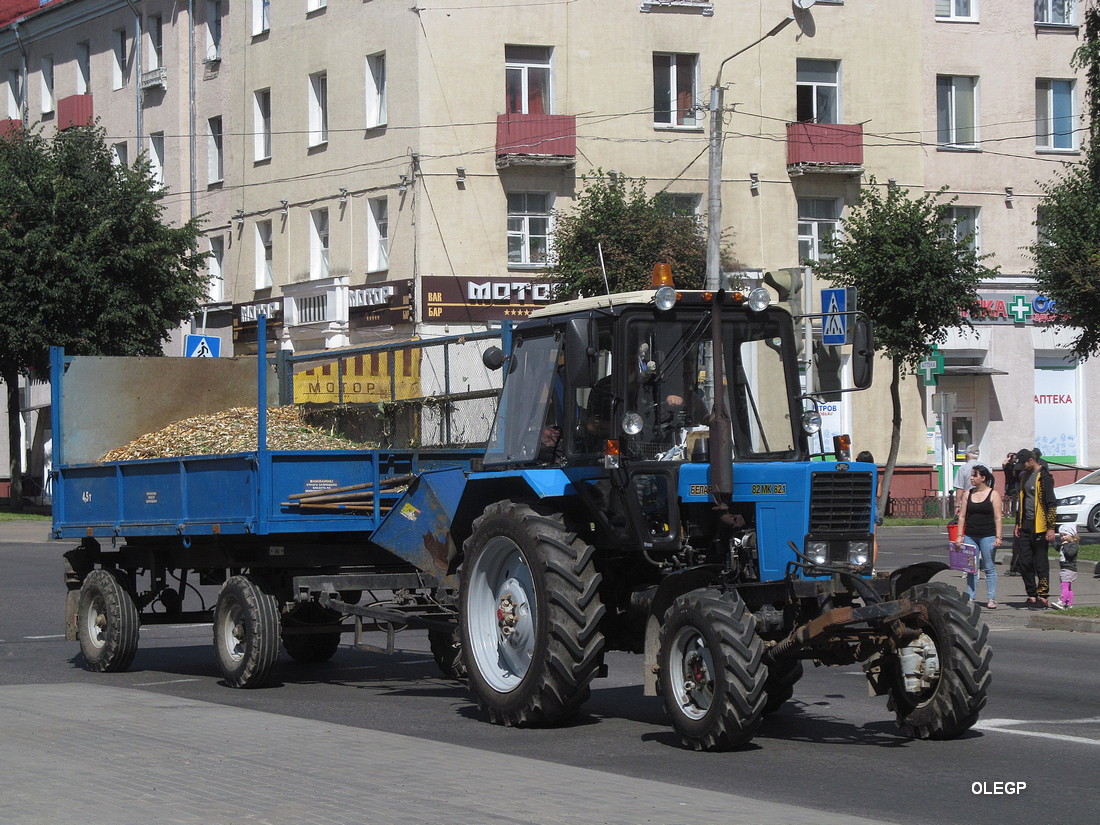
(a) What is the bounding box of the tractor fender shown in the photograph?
[888,561,950,600]
[640,564,723,696]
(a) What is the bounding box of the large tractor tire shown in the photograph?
[886,581,992,739]
[659,588,767,751]
[214,575,281,688]
[281,602,343,664]
[428,629,467,680]
[459,500,605,727]
[762,659,804,716]
[76,569,140,673]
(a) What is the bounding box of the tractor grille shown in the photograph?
[809,471,874,532]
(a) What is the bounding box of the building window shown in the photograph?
[368,197,389,272]
[936,75,978,147]
[945,206,980,253]
[147,15,164,71]
[1035,0,1074,25]
[206,0,222,61]
[208,235,225,302]
[655,192,701,217]
[148,132,165,187]
[307,0,328,11]
[207,116,224,184]
[797,198,840,263]
[506,45,551,115]
[310,208,330,279]
[653,52,699,128]
[76,42,91,95]
[1036,79,1076,150]
[113,29,129,90]
[253,0,271,36]
[366,52,387,128]
[40,57,54,114]
[796,59,839,124]
[507,192,552,266]
[935,0,976,21]
[1036,205,1055,246]
[253,89,272,161]
[6,70,20,119]
[112,141,128,167]
[308,72,328,147]
[256,220,273,289]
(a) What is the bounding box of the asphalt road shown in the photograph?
[2,522,1099,825]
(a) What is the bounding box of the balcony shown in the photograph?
[0,117,22,139]
[57,94,94,130]
[496,113,576,169]
[786,122,864,176]
[140,66,168,90]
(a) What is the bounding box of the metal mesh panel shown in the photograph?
[809,471,874,532]
[285,333,503,449]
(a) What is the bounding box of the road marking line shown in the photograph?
[974,718,1100,746]
[23,634,65,640]
[132,678,200,686]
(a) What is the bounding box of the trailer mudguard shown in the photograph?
[369,466,469,585]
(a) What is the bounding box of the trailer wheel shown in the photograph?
[76,569,140,672]
[886,582,992,740]
[428,629,467,680]
[659,588,766,751]
[762,659,804,715]
[281,603,343,664]
[459,501,605,726]
[214,575,281,688]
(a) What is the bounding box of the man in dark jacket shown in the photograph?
[1013,448,1057,608]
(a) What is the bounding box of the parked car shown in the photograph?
[1055,469,1100,532]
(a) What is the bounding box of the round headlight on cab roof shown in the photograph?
[747,287,771,312]
[654,285,677,311]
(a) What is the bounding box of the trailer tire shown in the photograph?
[762,659,804,715]
[429,629,467,680]
[281,603,343,664]
[460,501,605,727]
[886,582,992,740]
[659,588,766,751]
[77,569,140,673]
[214,575,281,688]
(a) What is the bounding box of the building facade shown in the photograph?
[0,0,1094,502]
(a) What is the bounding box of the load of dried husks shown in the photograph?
[101,406,363,462]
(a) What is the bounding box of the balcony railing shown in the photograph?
[57,94,94,130]
[496,113,576,168]
[140,66,168,90]
[787,122,864,175]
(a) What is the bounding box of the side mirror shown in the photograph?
[564,317,597,387]
[482,346,506,370]
[852,317,874,389]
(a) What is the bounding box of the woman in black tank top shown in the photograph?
[955,464,1003,609]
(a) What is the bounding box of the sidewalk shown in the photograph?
[0,683,896,825]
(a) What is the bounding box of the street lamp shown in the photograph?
[705,14,799,290]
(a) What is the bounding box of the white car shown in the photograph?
[1055,469,1100,532]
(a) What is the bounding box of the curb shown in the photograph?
[1026,613,1100,633]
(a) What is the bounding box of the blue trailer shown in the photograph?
[56,281,991,750]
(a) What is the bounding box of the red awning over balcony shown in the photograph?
[787,122,863,172]
[496,113,576,167]
[57,94,94,130]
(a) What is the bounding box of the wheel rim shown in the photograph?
[1090,508,1100,532]
[83,593,107,651]
[896,630,942,707]
[219,602,247,663]
[466,535,536,693]
[668,625,716,721]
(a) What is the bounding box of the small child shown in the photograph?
[1052,523,1079,610]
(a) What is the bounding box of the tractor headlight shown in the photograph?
[622,412,644,435]
[747,287,771,312]
[654,286,677,311]
[847,541,871,566]
[807,541,829,566]
[801,410,822,435]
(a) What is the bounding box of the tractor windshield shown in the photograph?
[483,333,562,466]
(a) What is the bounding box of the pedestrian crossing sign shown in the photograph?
[821,288,849,345]
[184,334,221,358]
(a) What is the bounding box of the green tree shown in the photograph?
[811,179,995,518]
[0,124,208,508]
[1030,5,1100,358]
[547,172,717,297]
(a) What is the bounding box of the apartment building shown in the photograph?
[0,0,1094,500]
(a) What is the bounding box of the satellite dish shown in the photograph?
[793,0,816,9]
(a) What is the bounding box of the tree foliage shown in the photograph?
[1030,5,1100,359]
[0,124,209,505]
[811,179,996,516]
[547,172,715,297]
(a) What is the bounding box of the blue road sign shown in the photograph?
[821,288,848,346]
[185,334,221,358]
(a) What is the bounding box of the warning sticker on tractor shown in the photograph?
[401,502,422,521]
